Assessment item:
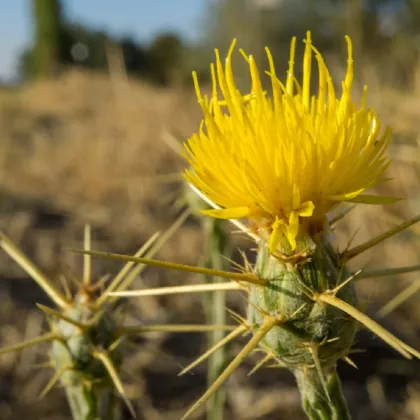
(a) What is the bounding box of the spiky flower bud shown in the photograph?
[0,228,131,420]
[249,236,357,369]
[1,222,236,420]
[52,300,120,379]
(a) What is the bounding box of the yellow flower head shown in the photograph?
[183,32,393,252]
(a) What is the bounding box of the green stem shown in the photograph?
[295,367,351,420]
[64,385,99,420]
[202,218,230,420]
[100,390,121,420]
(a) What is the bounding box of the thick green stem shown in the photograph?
[295,368,351,420]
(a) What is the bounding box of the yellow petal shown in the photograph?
[285,212,300,250]
[328,188,366,201]
[344,195,403,204]
[269,217,285,253]
[297,201,315,217]
[201,206,253,219]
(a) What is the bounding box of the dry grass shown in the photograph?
[0,70,201,242]
[0,65,419,419]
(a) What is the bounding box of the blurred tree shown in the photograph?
[31,0,64,78]
[60,23,110,69]
[18,48,35,81]
[147,33,185,86]
[407,0,420,20]
[120,37,149,78]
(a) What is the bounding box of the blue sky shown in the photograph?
[0,0,212,80]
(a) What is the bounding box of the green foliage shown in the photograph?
[31,0,64,78]
[249,240,358,369]
[60,24,110,70]
[148,33,185,85]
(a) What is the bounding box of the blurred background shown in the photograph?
[1,0,420,419]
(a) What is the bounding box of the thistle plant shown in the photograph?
[77,32,420,419]
[0,213,235,420]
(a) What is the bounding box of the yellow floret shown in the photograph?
[183,32,393,252]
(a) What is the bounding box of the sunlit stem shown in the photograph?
[330,270,361,294]
[97,208,192,307]
[266,362,287,369]
[108,336,125,353]
[145,208,191,256]
[96,231,160,307]
[161,130,184,156]
[0,231,69,309]
[118,324,236,335]
[86,307,106,327]
[90,273,111,292]
[113,207,192,295]
[226,307,248,325]
[317,293,420,359]
[0,332,58,355]
[179,324,249,376]
[180,317,278,420]
[329,205,357,226]
[83,225,91,286]
[309,345,331,403]
[92,351,122,394]
[92,350,135,417]
[343,356,358,369]
[355,265,420,280]
[71,249,264,285]
[109,281,243,297]
[39,365,70,399]
[378,282,420,318]
[342,214,420,261]
[36,304,88,331]
[247,352,275,377]
[59,274,72,300]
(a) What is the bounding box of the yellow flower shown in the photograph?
[183,32,394,252]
